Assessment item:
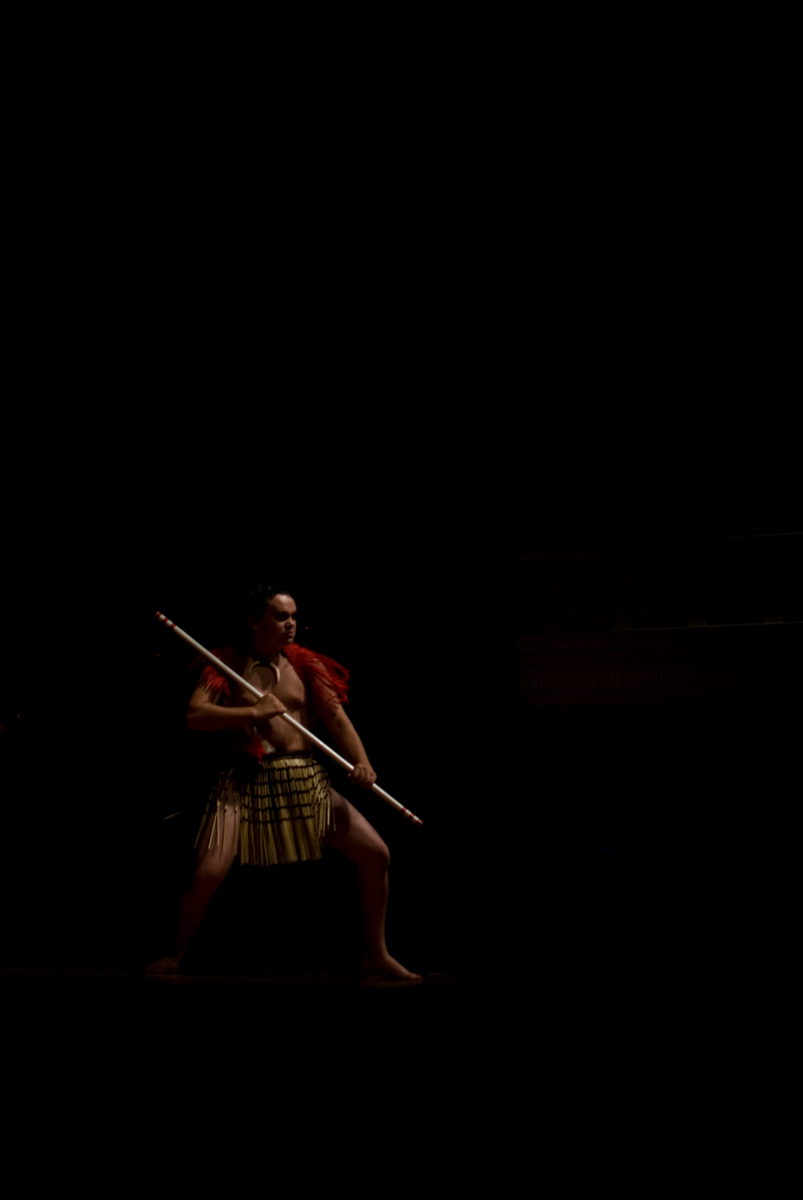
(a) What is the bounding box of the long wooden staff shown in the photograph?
[156,612,423,826]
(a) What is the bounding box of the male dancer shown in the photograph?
[147,584,420,981]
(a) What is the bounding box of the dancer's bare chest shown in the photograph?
[245,656,307,718]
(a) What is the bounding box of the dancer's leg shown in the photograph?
[324,791,420,982]
[146,801,241,974]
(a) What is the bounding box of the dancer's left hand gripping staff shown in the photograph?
[155,613,423,826]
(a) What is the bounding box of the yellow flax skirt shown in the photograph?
[194,754,333,866]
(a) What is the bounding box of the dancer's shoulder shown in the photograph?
[191,645,248,697]
[284,644,349,711]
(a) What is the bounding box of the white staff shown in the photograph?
[155,612,423,826]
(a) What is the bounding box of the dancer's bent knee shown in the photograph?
[193,858,233,894]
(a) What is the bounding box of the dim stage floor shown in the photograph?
[2,961,481,1109]
[0,962,464,1040]
[0,942,698,1055]
[2,941,779,1153]
[1,964,460,986]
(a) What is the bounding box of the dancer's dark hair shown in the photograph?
[244,581,294,622]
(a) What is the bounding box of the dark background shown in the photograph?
[1,43,798,980]
[2,25,800,1178]
[0,460,514,977]
[2,470,800,981]
[2,344,799,1174]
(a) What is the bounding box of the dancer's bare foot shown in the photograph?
[145,956,181,975]
[363,952,422,982]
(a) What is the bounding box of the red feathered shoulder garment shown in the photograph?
[194,644,350,716]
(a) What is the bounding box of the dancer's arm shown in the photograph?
[319,705,377,788]
[186,685,286,733]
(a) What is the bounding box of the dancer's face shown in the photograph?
[249,593,298,656]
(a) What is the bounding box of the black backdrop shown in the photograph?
[2,420,799,981]
[1,464,520,976]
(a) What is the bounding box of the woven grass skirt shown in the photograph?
[194,752,333,866]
